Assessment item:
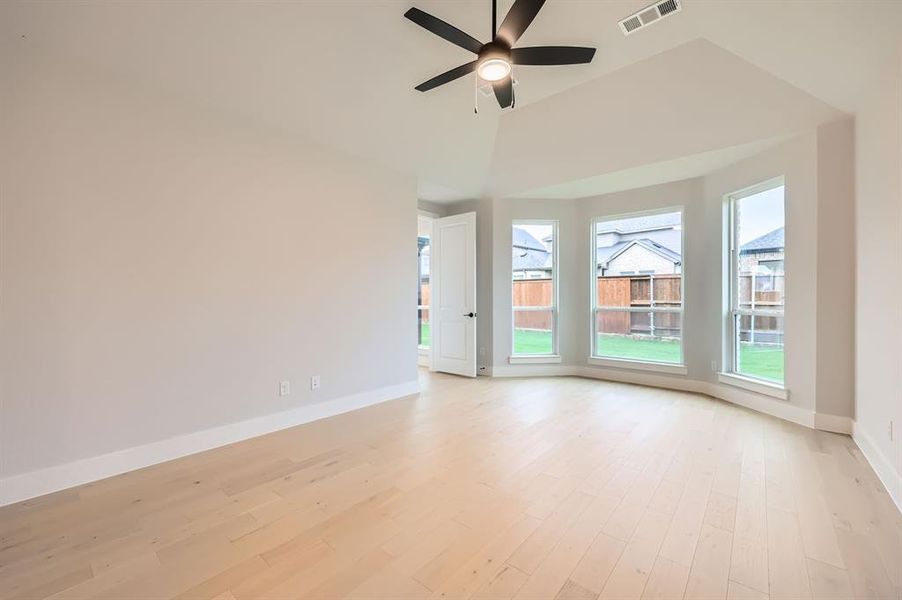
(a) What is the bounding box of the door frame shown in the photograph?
[431,211,477,377]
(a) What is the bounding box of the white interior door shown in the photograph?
[431,212,477,377]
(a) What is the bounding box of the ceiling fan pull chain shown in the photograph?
[474,74,479,114]
[511,70,516,109]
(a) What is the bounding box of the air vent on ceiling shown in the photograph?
[618,0,682,36]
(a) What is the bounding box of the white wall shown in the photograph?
[815,119,856,420]
[854,50,902,501]
[0,52,418,494]
[487,127,855,426]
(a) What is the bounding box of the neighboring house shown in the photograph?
[740,226,784,272]
[739,226,784,293]
[738,227,784,343]
[596,213,682,276]
[512,228,552,279]
[511,227,553,279]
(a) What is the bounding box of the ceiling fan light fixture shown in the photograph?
[477,58,511,81]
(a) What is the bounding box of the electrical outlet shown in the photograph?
[279,380,290,396]
[310,375,320,391]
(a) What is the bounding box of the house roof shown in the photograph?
[512,227,552,271]
[513,248,552,271]
[597,238,681,268]
[741,227,784,253]
[596,213,681,235]
[513,227,547,252]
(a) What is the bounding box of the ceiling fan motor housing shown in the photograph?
[479,41,511,62]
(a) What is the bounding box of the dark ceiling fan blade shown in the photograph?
[493,76,513,108]
[496,0,547,47]
[404,8,484,54]
[511,46,596,65]
[415,61,478,92]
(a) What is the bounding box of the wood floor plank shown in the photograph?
[513,493,620,599]
[0,371,898,600]
[684,523,733,600]
[471,564,530,600]
[765,506,811,599]
[640,557,690,600]
[506,491,595,575]
[728,435,769,595]
[805,557,854,600]
[727,580,769,600]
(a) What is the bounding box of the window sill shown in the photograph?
[718,372,788,400]
[509,355,562,365]
[587,357,687,375]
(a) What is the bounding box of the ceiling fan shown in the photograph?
[404,0,596,110]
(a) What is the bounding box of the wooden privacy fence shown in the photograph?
[509,274,685,334]
[595,274,681,336]
[512,280,554,330]
[423,273,782,340]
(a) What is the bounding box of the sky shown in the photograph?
[737,186,785,245]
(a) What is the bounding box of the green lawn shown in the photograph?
[513,328,555,354]
[595,334,681,364]
[421,324,783,384]
[736,342,784,383]
[594,334,783,383]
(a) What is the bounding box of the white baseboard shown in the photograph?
[0,380,420,508]
[490,364,574,378]
[705,377,814,428]
[852,421,902,513]
[814,412,854,434]
[490,363,816,428]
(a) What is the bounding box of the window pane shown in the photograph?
[417,226,430,350]
[514,309,554,354]
[596,310,682,363]
[732,184,785,383]
[418,308,430,349]
[595,211,682,297]
[736,187,785,310]
[735,313,784,384]
[513,223,555,355]
[593,210,682,364]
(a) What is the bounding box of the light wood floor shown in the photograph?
[2,371,900,600]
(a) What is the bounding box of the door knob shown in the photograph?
[464,312,476,318]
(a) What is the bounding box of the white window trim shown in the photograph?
[589,206,686,369]
[511,220,559,358]
[718,372,789,400]
[588,356,688,375]
[510,355,562,365]
[725,177,787,390]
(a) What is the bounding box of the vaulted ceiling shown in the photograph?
[2,1,900,202]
